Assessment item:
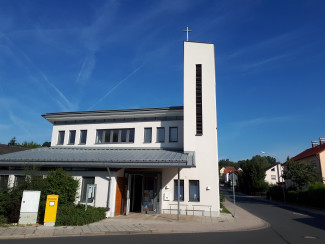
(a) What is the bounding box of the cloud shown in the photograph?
[88,64,144,110]
[1,33,76,111]
[76,54,96,85]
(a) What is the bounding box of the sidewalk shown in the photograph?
[0,199,268,239]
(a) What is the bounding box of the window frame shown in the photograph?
[157,127,165,143]
[169,127,178,142]
[80,176,95,202]
[57,131,65,145]
[96,128,135,144]
[173,179,184,201]
[144,127,152,143]
[68,130,76,145]
[79,130,87,145]
[189,180,200,202]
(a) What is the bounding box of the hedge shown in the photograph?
[55,204,106,226]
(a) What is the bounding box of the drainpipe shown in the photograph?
[177,168,180,221]
[106,167,112,212]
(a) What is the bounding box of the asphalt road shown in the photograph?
[1,188,324,244]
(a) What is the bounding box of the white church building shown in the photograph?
[0,41,220,217]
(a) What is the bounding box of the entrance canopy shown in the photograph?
[0,147,195,168]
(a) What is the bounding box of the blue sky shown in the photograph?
[0,0,324,163]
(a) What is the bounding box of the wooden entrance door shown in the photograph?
[115,177,124,216]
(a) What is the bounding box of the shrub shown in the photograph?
[0,215,7,225]
[44,168,79,206]
[55,204,106,226]
[220,193,226,203]
[267,184,285,201]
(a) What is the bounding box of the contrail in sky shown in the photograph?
[88,64,144,110]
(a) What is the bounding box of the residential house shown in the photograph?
[0,41,220,217]
[290,138,325,184]
[221,166,239,183]
[264,163,284,185]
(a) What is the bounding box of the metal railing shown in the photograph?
[163,204,212,217]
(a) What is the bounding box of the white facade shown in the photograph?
[0,41,220,218]
[50,120,183,149]
[265,163,284,185]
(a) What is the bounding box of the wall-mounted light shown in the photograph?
[165,185,170,189]
[206,186,211,190]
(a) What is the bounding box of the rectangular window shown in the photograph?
[169,127,178,142]
[96,130,103,143]
[57,131,65,145]
[79,130,87,144]
[121,129,127,142]
[271,175,276,180]
[68,130,76,145]
[174,180,184,201]
[157,127,165,143]
[80,177,95,202]
[112,130,119,143]
[0,175,9,190]
[144,128,152,143]
[189,180,200,202]
[14,175,25,187]
[96,128,135,144]
[104,130,111,143]
[196,64,203,135]
[128,129,135,142]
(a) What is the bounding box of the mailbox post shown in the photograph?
[44,195,59,226]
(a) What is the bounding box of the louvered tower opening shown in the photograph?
[196,64,203,135]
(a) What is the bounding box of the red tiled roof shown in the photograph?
[292,143,325,161]
[223,166,238,174]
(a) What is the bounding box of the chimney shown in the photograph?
[311,141,318,148]
[320,138,325,145]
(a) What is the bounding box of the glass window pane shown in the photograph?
[128,129,135,143]
[0,175,9,190]
[58,131,65,145]
[80,177,95,202]
[157,127,165,142]
[121,129,127,142]
[144,128,152,143]
[14,175,25,187]
[96,130,103,143]
[80,130,87,144]
[69,130,76,144]
[112,130,119,143]
[169,127,178,142]
[174,180,184,201]
[104,130,111,143]
[189,180,200,201]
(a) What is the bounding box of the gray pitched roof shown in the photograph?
[0,147,195,168]
[42,106,184,124]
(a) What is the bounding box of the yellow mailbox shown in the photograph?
[44,195,59,226]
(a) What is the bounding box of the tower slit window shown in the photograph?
[196,64,203,135]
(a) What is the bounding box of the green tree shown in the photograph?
[42,141,51,147]
[283,160,322,190]
[8,137,18,146]
[238,155,269,194]
[20,141,41,148]
[219,159,238,169]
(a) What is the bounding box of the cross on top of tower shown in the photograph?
[183,25,192,41]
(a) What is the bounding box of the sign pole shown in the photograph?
[232,173,236,218]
